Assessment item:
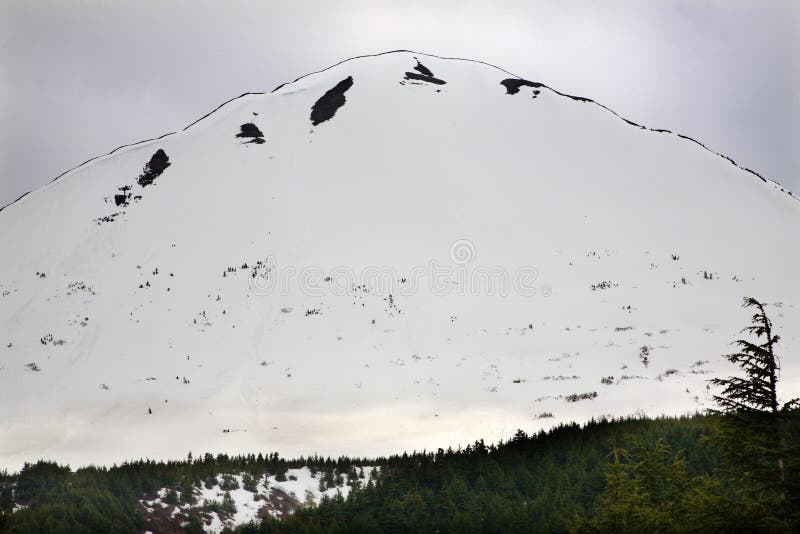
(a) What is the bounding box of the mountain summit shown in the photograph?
[1,51,798,469]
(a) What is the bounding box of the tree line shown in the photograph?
[1,297,797,533]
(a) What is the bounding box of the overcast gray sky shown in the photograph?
[1,0,798,206]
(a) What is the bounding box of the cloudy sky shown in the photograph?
[1,0,797,206]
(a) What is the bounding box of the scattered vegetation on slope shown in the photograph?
[2,298,798,533]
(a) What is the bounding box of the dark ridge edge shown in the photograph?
[1,131,177,213]
[182,92,266,131]
[0,91,265,213]
[2,50,791,213]
[269,50,522,92]
[501,76,784,194]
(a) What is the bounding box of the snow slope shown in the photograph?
[1,51,798,470]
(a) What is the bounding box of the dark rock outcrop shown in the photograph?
[413,60,434,77]
[137,149,171,187]
[403,72,447,85]
[236,123,265,144]
[310,77,354,126]
[500,78,544,95]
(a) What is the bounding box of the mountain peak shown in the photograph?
[0,51,798,469]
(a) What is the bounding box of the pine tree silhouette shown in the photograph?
[710,297,800,529]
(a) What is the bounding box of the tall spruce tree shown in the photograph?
[709,297,799,530]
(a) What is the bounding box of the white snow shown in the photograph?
[140,468,378,531]
[266,466,378,505]
[204,512,224,533]
[0,51,798,470]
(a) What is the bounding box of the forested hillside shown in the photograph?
[2,412,798,533]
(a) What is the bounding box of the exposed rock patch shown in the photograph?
[113,185,133,207]
[403,72,447,85]
[500,78,544,95]
[310,76,354,126]
[236,123,265,144]
[413,60,435,77]
[137,149,171,187]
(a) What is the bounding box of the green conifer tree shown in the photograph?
[709,297,800,530]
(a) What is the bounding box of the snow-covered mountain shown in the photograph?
[1,51,798,470]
